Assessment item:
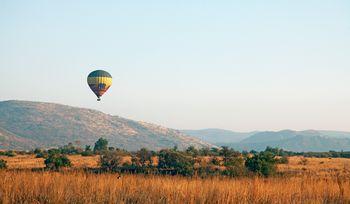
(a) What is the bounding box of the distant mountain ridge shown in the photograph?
[0,100,212,150]
[181,129,256,143]
[183,129,350,152]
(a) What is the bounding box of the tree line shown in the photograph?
[1,138,350,177]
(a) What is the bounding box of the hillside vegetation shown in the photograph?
[0,100,211,150]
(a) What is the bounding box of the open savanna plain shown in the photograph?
[1,155,350,203]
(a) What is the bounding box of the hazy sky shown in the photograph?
[1,1,349,131]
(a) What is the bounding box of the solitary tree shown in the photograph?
[94,138,108,153]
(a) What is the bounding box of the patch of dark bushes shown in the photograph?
[0,159,7,169]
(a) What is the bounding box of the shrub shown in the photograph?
[136,148,154,167]
[81,151,94,157]
[4,150,16,157]
[33,148,47,158]
[0,159,7,169]
[34,148,43,154]
[222,155,246,177]
[100,151,123,172]
[60,143,82,154]
[158,149,194,176]
[94,138,108,153]
[36,152,47,158]
[81,145,94,156]
[211,157,221,166]
[44,153,71,170]
[245,152,277,177]
[186,146,199,157]
[219,146,240,164]
[48,149,61,155]
[276,156,289,164]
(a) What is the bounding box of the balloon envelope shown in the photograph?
[87,70,112,101]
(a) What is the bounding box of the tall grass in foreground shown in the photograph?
[0,171,349,204]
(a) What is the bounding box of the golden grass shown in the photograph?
[1,155,350,203]
[0,171,349,204]
[0,155,100,169]
[278,156,350,176]
[2,155,350,174]
[0,155,45,169]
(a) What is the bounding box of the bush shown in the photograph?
[211,157,221,166]
[4,150,16,157]
[136,148,154,167]
[100,151,123,172]
[60,143,82,154]
[276,156,289,164]
[81,151,94,157]
[44,153,71,170]
[199,147,211,156]
[222,156,246,177]
[245,152,277,177]
[33,148,47,158]
[34,148,43,154]
[94,138,108,153]
[81,145,94,156]
[186,146,199,157]
[0,159,7,169]
[219,146,240,164]
[158,149,194,176]
[36,152,47,158]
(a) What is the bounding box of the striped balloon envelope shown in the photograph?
[87,70,112,101]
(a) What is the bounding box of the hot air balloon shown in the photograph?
[87,70,112,101]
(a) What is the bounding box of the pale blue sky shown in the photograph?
[1,1,349,131]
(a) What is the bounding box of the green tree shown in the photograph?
[245,152,277,177]
[5,150,16,157]
[186,146,199,157]
[199,147,210,156]
[85,145,92,151]
[158,149,194,176]
[94,138,108,153]
[44,153,71,170]
[219,146,240,164]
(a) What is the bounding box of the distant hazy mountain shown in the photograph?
[225,130,350,152]
[181,129,256,143]
[0,100,212,150]
[183,128,350,152]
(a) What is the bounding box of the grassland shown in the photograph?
[1,155,350,203]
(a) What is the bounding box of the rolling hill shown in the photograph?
[223,130,350,152]
[181,129,256,144]
[184,129,350,152]
[0,100,211,150]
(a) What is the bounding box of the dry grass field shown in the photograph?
[1,155,350,203]
[1,171,350,203]
[278,156,350,176]
[0,155,100,169]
